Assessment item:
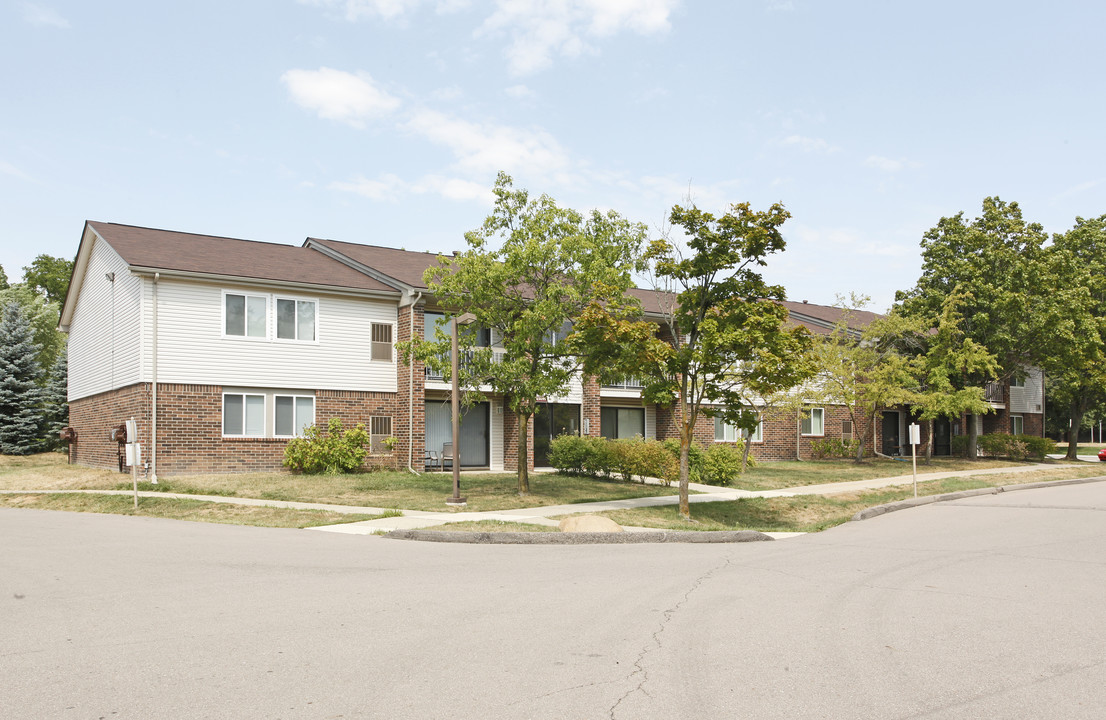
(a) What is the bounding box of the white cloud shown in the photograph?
[281,68,401,128]
[298,0,423,21]
[781,134,839,154]
[505,84,536,99]
[404,109,570,176]
[330,172,494,203]
[22,3,69,28]
[790,223,912,258]
[0,160,32,181]
[479,0,679,75]
[864,155,902,172]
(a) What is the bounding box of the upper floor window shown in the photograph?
[372,323,394,361]
[801,407,824,436]
[225,293,267,338]
[276,298,316,341]
[1010,376,1026,388]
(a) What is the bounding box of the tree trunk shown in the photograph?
[740,435,752,473]
[967,414,978,459]
[678,426,691,520]
[855,415,866,463]
[1066,398,1085,461]
[517,412,531,495]
[924,418,933,466]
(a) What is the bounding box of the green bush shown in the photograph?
[661,439,706,484]
[283,418,370,474]
[1017,434,1055,460]
[951,435,970,457]
[809,438,857,459]
[701,442,747,486]
[549,435,679,484]
[635,439,679,485]
[548,433,591,476]
[977,433,1056,461]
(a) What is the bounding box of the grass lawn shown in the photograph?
[0,492,388,528]
[0,453,682,513]
[732,456,1053,491]
[592,464,1106,534]
[1055,444,1105,456]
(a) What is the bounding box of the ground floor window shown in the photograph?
[534,403,580,467]
[425,401,489,467]
[601,407,644,440]
[274,395,315,437]
[801,407,824,436]
[714,413,762,443]
[1011,415,1024,435]
[223,393,265,437]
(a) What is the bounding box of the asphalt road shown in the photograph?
[4,481,1106,719]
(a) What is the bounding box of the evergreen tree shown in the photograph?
[41,345,69,450]
[0,301,45,455]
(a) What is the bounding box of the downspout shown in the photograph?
[150,273,159,483]
[407,291,423,474]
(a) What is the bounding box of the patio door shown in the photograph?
[882,411,901,456]
[933,418,951,456]
[425,401,489,467]
[534,403,580,467]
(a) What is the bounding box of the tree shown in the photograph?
[1039,215,1106,458]
[22,254,74,305]
[0,263,8,289]
[896,197,1048,457]
[902,288,999,463]
[41,345,69,450]
[580,201,812,519]
[0,301,45,455]
[410,173,645,494]
[805,296,916,462]
[0,284,64,373]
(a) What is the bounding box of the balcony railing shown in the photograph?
[602,378,644,390]
[985,382,1004,403]
[425,348,506,381]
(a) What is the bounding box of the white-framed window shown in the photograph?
[1010,376,1026,388]
[714,416,763,443]
[223,393,266,437]
[370,416,393,452]
[371,323,394,361]
[801,407,824,436]
[274,395,315,437]
[1011,415,1024,435]
[275,297,317,342]
[224,292,268,338]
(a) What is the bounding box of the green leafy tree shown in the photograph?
[1039,215,1106,458]
[22,254,74,305]
[805,296,916,462]
[579,201,811,519]
[0,284,64,372]
[41,345,69,450]
[901,288,999,463]
[0,263,9,289]
[0,301,45,455]
[896,197,1048,456]
[408,173,645,495]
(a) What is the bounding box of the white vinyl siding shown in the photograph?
[644,406,656,440]
[143,279,397,392]
[67,236,143,400]
[490,398,504,471]
[1009,368,1044,414]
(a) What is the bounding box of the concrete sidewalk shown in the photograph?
[5,461,1093,537]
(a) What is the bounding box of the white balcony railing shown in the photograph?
[425,348,506,381]
[602,377,644,390]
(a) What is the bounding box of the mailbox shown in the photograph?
[110,424,127,443]
[59,427,77,443]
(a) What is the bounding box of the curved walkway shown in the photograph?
[5,461,1097,537]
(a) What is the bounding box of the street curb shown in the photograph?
[384,529,774,544]
[851,475,1106,522]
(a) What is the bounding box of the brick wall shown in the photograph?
[581,377,602,438]
[395,302,426,470]
[69,382,402,475]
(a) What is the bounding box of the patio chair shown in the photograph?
[441,442,454,469]
[424,449,441,471]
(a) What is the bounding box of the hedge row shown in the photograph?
[547,435,753,486]
[951,433,1055,461]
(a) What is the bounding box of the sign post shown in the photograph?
[909,423,921,498]
[126,418,139,509]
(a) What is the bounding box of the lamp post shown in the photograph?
[447,312,477,506]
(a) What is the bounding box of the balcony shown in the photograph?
[985,382,1004,405]
[425,347,506,381]
[602,378,644,390]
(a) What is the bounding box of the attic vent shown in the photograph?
[841,420,853,442]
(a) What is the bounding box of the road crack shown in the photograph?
[608,556,733,719]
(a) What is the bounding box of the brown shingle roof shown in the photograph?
[88,222,396,293]
[307,237,453,290]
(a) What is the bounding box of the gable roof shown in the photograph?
[305,237,453,291]
[84,222,397,293]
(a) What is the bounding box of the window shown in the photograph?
[601,407,644,439]
[1011,415,1024,435]
[1010,376,1026,388]
[275,395,315,437]
[372,323,393,361]
[276,298,316,341]
[801,408,824,436]
[714,412,763,443]
[223,393,265,437]
[225,293,267,338]
[370,416,393,453]
[841,420,854,442]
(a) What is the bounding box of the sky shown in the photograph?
[2,0,1104,312]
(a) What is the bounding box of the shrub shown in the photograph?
[1017,434,1055,461]
[661,439,706,484]
[701,442,746,486]
[977,433,1055,461]
[809,438,857,459]
[283,418,370,474]
[607,439,639,483]
[549,433,590,476]
[951,435,970,457]
[635,439,679,485]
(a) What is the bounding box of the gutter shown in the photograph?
[150,273,159,483]
[127,266,401,301]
